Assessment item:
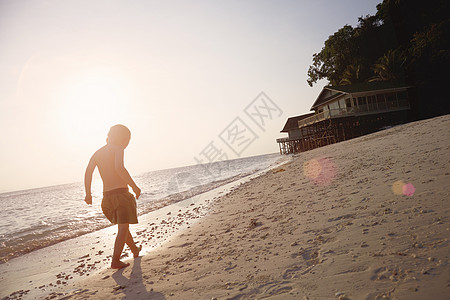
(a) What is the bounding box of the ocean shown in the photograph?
[0,153,286,264]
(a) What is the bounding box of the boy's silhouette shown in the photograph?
[84,124,141,269]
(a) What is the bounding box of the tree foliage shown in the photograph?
[307,25,357,86]
[369,48,406,82]
[307,0,449,88]
[307,0,450,118]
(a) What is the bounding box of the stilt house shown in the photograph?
[277,82,412,154]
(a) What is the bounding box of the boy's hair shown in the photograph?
[107,124,131,146]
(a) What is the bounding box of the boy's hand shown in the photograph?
[85,195,92,205]
[133,186,141,199]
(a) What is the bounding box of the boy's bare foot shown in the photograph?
[111,261,130,269]
[132,245,142,258]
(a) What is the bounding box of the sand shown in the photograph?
[6,115,450,299]
[0,163,284,300]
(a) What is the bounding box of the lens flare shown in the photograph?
[402,183,416,196]
[303,159,322,179]
[392,180,416,196]
[303,157,336,186]
[392,180,405,195]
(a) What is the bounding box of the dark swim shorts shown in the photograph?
[101,188,138,224]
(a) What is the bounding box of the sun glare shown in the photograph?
[57,69,132,145]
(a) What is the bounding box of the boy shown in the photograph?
[84,124,142,269]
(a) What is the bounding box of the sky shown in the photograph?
[0,0,380,192]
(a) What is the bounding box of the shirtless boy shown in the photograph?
[84,124,142,269]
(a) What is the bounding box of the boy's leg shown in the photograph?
[125,230,142,258]
[111,223,130,269]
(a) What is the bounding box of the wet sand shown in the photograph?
[4,115,450,300]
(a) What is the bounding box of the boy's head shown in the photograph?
[107,124,131,148]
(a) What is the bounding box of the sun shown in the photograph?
[56,68,132,146]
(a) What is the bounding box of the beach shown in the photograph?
[6,115,450,299]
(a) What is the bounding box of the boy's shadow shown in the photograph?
[112,257,166,300]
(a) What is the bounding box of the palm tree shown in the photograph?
[339,64,362,85]
[369,49,406,82]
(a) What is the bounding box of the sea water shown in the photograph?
[0,153,286,263]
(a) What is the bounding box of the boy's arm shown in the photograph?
[114,146,141,199]
[84,156,96,205]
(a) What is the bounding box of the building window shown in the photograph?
[357,96,366,106]
[397,91,408,107]
[328,101,339,116]
[387,93,397,108]
[367,95,377,111]
[397,91,407,100]
[339,98,346,110]
[376,94,386,110]
[346,98,352,108]
[357,96,367,111]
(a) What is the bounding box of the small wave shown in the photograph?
[0,153,282,263]
[0,217,111,263]
[141,172,253,215]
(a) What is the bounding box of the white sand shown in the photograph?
[0,162,283,300]
[4,115,450,300]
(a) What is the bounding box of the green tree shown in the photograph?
[369,48,406,82]
[307,25,356,86]
[307,14,390,87]
[339,64,363,85]
[307,0,450,118]
[408,20,450,82]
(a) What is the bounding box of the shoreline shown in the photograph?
[0,159,290,300]
[0,153,284,265]
[62,115,449,299]
[2,115,449,299]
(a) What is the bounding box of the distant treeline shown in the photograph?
[307,0,450,119]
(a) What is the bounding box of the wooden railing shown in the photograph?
[276,137,291,143]
[297,111,328,127]
[298,101,410,128]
